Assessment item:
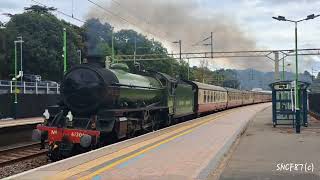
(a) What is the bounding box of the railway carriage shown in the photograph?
[187,81,227,115]
[225,88,243,108]
[242,91,255,105]
[260,91,272,102]
[253,92,263,103]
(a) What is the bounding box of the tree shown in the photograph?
[1,6,83,81]
[24,5,57,14]
[0,28,7,79]
[194,59,210,83]
[82,18,113,57]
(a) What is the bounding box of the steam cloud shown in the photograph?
[87,0,273,71]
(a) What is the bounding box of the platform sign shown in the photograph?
[273,84,288,90]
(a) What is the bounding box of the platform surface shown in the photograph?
[8,103,270,180]
[0,117,43,128]
[219,107,320,180]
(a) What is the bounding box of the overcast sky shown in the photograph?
[1,0,320,73]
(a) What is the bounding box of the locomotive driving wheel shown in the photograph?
[127,121,136,138]
[166,115,172,127]
[151,113,159,131]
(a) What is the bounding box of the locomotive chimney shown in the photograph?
[86,55,105,67]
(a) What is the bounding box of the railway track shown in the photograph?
[0,143,47,167]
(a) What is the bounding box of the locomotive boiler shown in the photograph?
[62,62,164,114]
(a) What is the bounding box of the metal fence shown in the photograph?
[0,80,60,94]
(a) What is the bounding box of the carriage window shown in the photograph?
[211,92,213,102]
[203,91,206,103]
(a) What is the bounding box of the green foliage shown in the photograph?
[82,18,113,57]
[24,5,57,14]
[0,8,83,81]
[0,28,7,79]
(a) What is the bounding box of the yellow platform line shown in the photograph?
[48,109,236,180]
[79,129,194,180]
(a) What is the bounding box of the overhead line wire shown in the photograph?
[30,0,85,23]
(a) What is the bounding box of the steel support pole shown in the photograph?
[179,40,182,61]
[295,22,299,110]
[294,22,300,133]
[14,41,17,119]
[282,54,285,81]
[274,51,280,81]
[187,58,190,80]
[63,28,67,73]
[210,32,213,58]
[78,50,81,64]
[111,27,115,63]
[20,36,23,82]
[134,37,137,64]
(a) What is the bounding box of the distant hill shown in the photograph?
[234,69,313,90]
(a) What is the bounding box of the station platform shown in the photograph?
[219,106,320,180]
[0,117,43,128]
[8,103,270,180]
[0,117,44,147]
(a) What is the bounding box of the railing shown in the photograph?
[0,80,60,94]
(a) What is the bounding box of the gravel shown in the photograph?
[0,155,49,179]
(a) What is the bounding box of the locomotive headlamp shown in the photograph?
[66,111,73,127]
[66,111,73,121]
[43,109,50,120]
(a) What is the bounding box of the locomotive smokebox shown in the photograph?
[61,62,119,114]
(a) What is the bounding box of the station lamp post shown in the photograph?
[77,49,82,64]
[111,27,115,63]
[272,14,320,132]
[172,40,188,79]
[281,54,286,81]
[172,40,182,61]
[63,28,67,74]
[13,36,24,119]
[16,36,23,81]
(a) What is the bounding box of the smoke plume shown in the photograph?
[87,0,273,71]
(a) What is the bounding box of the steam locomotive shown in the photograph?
[32,56,271,161]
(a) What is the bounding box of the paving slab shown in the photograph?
[218,107,320,180]
[0,117,43,128]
